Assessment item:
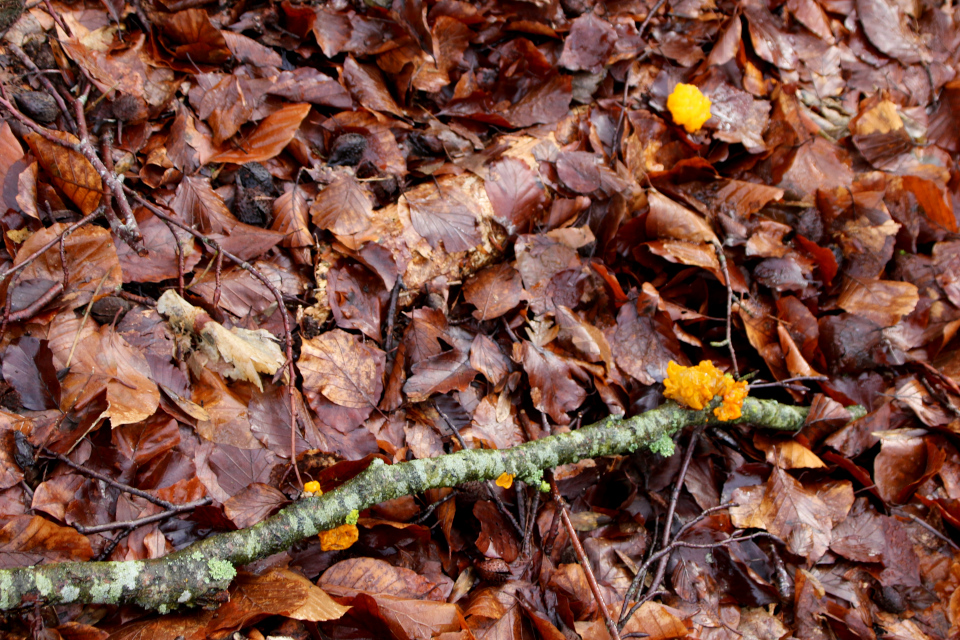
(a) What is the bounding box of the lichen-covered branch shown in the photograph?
[0,398,863,612]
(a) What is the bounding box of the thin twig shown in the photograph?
[550,476,623,640]
[6,43,77,133]
[620,427,702,630]
[44,449,178,510]
[126,190,302,488]
[74,498,212,535]
[711,241,739,378]
[749,376,828,389]
[903,513,960,552]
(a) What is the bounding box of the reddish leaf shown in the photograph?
[484,157,547,234]
[558,12,617,73]
[463,263,524,320]
[23,131,102,215]
[299,329,386,409]
[210,103,311,164]
[403,348,477,402]
[405,180,482,253]
[311,173,373,236]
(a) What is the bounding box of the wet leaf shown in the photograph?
[299,329,385,409]
[23,131,101,215]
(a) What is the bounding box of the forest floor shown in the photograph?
[0,0,959,638]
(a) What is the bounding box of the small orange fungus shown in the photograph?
[319,524,359,551]
[496,473,514,489]
[303,481,322,495]
[666,83,712,133]
[663,360,748,421]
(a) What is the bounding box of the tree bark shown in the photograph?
[0,397,863,612]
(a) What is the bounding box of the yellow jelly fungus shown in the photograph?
[496,473,515,489]
[663,360,748,421]
[319,524,359,551]
[666,83,712,133]
[303,481,322,495]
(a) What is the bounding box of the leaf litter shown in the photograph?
[0,0,958,638]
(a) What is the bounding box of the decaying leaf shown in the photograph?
[157,290,285,391]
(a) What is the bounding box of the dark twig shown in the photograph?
[0,96,146,254]
[125,190,303,487]
[711,241,739,378]
[6,43,77,133]
[749,376,828,389]
[903,513,960,552]
[550,476,622,640]
[7,281,63,322]
[44,449,179,510]
[620,427,702,630]
[74,498,212,535]
[411,491,457,525]
[436,403,525,539]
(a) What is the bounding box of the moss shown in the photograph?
[345,510,359,525]
[649,433,676,458]
[207,559,236,582]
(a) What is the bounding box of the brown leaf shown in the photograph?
[221,31,282,67]
[731,467,851,563]
[171,176,283,261]
[613,303,680,386]
[463,263,524,320]
[320,557,447,600]
[837,277,919,327]
[342,56,404,117]
[14,222,122,313]
[474,500,519,562]
[646,191,719,245]
[328,263,388,341]
[405,181,482,253]
[204,567,348,638]
[404,348,477,402]
[157,8,231,66]
[23,131,102,215]
[0,122,24,215]
[559,12,617,73]
[210,103,311,164]
[522,342,587,423]
[856,0,928,64]
[502,74,573,128]
[310,172,373,236]
[268,68,353,108]
[299,329,386,409]
[116,208,202,283]
[223,483,289,529]
[59,325,160,428]
[0,515,93,568]
[469,334,510,386]
[206,442,281,499]
[484,157,547,234]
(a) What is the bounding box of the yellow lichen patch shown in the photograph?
[666,83,712,133]
[663,360,748,421]
[319,524,358,551]
[303,481,322,496]
[496,473,514,489]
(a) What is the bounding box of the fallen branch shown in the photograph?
[0,398,864,613]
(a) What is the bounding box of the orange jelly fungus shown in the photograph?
[663,360,748,421]
[666,83,713,133]
[319,524,359,551]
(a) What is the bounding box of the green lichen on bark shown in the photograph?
[0,397,856,612]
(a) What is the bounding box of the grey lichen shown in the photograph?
[61,585,80,603]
